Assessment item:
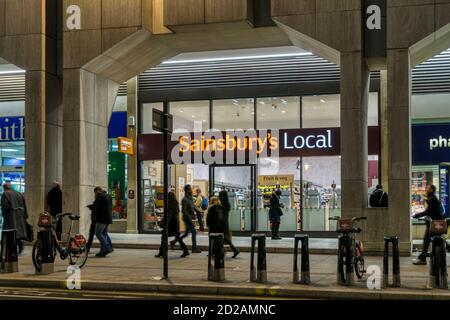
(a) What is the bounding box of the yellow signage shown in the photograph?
[118,137,134,155]
[258,175,294,186]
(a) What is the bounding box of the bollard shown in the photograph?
[337,235,354,286]
[250,234,267,283]
[36,230,55,275]
[0,229,18,273]
[293,234,311,284]
[430,236,448,289]
[208,233,225,282]
[383,236,401,288]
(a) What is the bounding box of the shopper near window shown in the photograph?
[1,182,29,254]
[194,188,206,232]
[412,185,443,265]
[269,189,284,240]
[216,191,240,258]
[156,191,189,258]
[47,181,63,240]
[89,187,114,257]
[177,185,201,253]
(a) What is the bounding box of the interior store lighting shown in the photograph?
[0,70,25,75]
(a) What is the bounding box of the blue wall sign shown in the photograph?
[0,116,25,142]
[412,123,450,165]
[108,112,127,139]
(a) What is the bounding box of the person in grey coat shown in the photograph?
[1,182,29,254]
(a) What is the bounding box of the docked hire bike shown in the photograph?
[329,216,367,282]
[32,212,88,272]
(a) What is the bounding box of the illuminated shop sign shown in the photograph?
[0,117,25,142]
[138,127,380,163]
[412,124,450,165]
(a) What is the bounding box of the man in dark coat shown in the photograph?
[1,182,29,254]
[178,185,201,253]
[269,189,284,240]
[89,187,113,257]
[412,185,443,265]
[47,181,63,240]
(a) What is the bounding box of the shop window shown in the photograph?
[368,92,379,126]
[141,102,163,133]
[257,97,300,129]
[302,95,340,128]
[302,156,341,231]
[213,99,254,130]
[171,100,209,132]
[141,160,164,232]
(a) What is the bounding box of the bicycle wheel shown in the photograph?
[68,235,88,269]
[354,243,365,279]
[338,243,347,283]
[31,239,42,272]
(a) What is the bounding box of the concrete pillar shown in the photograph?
[387,49,412,252]
[340,51,370,219]
[380,70,388,192]
[126,77,138,234]
[62,69,118,235]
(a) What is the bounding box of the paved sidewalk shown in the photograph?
[0,247,449,299]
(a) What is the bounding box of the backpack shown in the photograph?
[201,196,208,211]
[369,190,384,208]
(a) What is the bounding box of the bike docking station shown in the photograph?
[35,212,55,275]
[0,229,18,273]
[250,234,267,283]
[208,233,225,282]
[293,234,311,285]
[428,220,448,289]
[383,236,401,288]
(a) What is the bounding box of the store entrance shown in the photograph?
[211,165,255,233]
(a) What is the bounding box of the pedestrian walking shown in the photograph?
[88,187,113,257]
[412,185,443,265]
[269,189,284,240]
[1,182,30,254]
[156,191,189,258]
[177,185,201,253]
[207,195,239,258]
[218,190,239,258]
[47,181,63,240]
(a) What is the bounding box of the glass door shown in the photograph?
[212,166,254,232]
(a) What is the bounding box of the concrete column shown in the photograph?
[62,69,118,235]
[380,70,388,192]
[340,51,370,219]
[387,49,412,252]
[126,77,138,234]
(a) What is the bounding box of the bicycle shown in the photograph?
[419,217,449,288]
[329,216,367,283]
[32,212,88,272]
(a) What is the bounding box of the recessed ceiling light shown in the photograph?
[281,110,286,114]
[320,99,326,103]
[179,109,184,113]
[191,115,195,118]
[251,111,255,115]
[259,101,266,105]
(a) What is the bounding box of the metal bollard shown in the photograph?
[293,234,311,284]
[37,230,55,275]
[0,229,18,273]
[250,234,267,283]
[430,237,448,289]
[208,233,225,282]
[383,236,401,288]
